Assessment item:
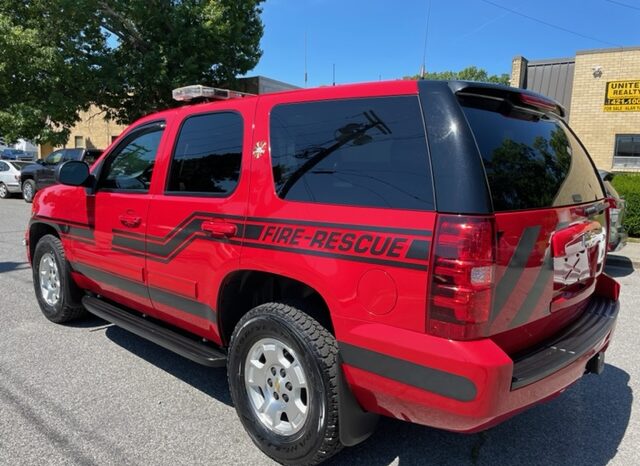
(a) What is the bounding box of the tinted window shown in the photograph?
[101,128,163,191]
[45,151,63,165]
[9,161,30,170]
[460,96,603,211]
[63,149,84,161]
[0,162,7,171]
[84,150,101,165]
[270,96,434,210]
[167,112,242,195]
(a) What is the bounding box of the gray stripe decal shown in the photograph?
[509,250,554,329]
[71,262,216,322]
[339,342,477,402]
[490,226,541,322]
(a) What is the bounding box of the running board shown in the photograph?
[82,295,227,367]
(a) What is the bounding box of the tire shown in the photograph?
[22,179,36,203]
[32,234,86,323]
[228,303,342,465]
[0,182,8,199]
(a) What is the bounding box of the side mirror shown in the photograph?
[55,160,91,186]
[36,159,45,165]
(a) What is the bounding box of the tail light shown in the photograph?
[427,215,496,340]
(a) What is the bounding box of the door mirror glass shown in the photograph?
[56,160,90,186]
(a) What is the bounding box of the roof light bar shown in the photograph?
[172,85,254,102]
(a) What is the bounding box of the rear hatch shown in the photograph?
[421,82,608,354]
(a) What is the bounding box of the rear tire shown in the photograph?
[0,182,9,199]
[32,234,86,323]
[228,302,342,465]
[22,179,35,203]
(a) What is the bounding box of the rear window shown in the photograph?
[460,95,604,211]
[270,96,434,210]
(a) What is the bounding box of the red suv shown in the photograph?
[26,80,620,465]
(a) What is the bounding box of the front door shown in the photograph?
[143,102,254,343]
[73,121,167,315]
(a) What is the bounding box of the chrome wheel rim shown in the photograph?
[23,183,32,200]
[39,252,61,306]
[0,184,6,197]
[244,337,309,436]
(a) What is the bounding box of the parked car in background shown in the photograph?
[598,170,628,252]
[0,160,33,198]
[20,148,102,203]
[1,148,34,161]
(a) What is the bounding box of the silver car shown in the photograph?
[0,160,33,198]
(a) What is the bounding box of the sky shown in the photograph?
[247,0,640,88]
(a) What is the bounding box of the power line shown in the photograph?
[478,0,620,47]
[606,0,640,12]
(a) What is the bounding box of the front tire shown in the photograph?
[32,234,86,323]
[22,179,36,203]
[228,303,342,465]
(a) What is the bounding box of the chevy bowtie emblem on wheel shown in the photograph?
[253,141,266,159]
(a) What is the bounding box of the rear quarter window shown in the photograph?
[459,95,604,211]
[269,96,434,211]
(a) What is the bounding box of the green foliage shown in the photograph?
[405,66,510,85]
[0,0,264,144]
[611,173,640,237]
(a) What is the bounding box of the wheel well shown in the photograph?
[29,223,59,263]
[218,271,335,346]
[21,174,34,182]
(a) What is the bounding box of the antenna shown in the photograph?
[421,0,432,78]
[304,32,308,87]
[333,63,336,86]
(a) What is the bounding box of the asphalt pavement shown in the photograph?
[0,196,638,466]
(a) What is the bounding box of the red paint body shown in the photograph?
[27,80,619,433]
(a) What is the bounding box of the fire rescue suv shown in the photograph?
[26,80,620,465]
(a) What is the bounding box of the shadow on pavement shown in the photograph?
[0,261,28,274]
[328,364,632,465]
[605,256,635,277]
[104,325,232,406]
[97,321,631,466]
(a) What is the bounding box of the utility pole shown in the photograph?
[304,32,308,87]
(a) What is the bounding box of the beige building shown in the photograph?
[511,46,640,171]
[39,105,126,158]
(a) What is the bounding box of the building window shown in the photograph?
[613,135,640,168]
[74,136,84,148]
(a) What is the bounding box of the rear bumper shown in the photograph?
[339,295,618,432]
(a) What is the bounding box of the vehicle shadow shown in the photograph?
[0,261,29,274]
[104,325,232,406]
[327,364,632,466]
[605,257,635,278]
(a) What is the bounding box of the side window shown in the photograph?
[83,151,100,165]
[45,150,63,165]
[167,112,243,195]
[270,96,434,210]
[0,162,7,171]
[99,127,163,192]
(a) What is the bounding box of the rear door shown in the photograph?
[456,89,607,353]
[142,100,255,343]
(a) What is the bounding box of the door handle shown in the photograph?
[119,214,142,228]
[201,220,237,238]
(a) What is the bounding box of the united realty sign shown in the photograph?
[604,80,640,112]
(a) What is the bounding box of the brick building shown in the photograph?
[511,46,640,171]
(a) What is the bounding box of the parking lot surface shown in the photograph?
[0,197,638,466]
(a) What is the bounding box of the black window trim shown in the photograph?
[268,94,437,212]
[163,109,244,199]
[96,119,166,195]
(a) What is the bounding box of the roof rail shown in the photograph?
[172,85,255,103]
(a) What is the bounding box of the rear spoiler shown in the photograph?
[448,81,566,118]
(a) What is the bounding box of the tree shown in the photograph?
[0,0,263,145]
[405,66,510,85]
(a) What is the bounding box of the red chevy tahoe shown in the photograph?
[26,80,620,465]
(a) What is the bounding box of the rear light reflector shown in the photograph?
[428,215,496,340]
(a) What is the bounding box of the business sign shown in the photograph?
[604,80,640,112]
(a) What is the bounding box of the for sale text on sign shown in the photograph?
[604,80,640,112]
